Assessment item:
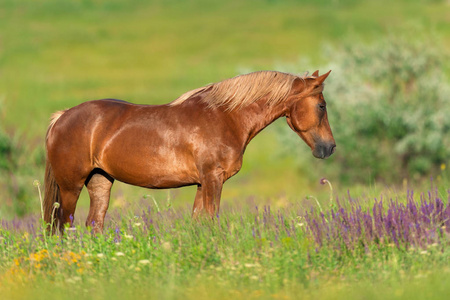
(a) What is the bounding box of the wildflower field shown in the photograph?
[1,180,449,300]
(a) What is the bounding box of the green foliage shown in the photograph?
[0,101,14,172]
[280,34,450,183]
[0,130,13,171]
[0,102,43,218]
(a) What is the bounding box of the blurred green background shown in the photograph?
[0,0,449,218]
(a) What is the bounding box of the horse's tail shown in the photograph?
[43,110,66,230]
[43,160,60,230]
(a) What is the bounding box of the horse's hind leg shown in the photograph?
[58,187,83,231]
[85,169,114,233]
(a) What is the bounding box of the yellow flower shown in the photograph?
[29,249,49,262]
[441,163,446,171]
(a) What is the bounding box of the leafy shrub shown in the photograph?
[0,102,36,217]
[0,130,13,171]
[0,100,15,172]
[279,34,450,183]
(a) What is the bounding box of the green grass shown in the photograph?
[1,180,449,300]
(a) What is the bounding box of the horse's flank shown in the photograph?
[170,71,321,111]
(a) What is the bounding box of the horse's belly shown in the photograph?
[99,149,199,189]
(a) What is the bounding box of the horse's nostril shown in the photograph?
[330,145,336,154]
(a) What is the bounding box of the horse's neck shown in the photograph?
[231,100,287,147]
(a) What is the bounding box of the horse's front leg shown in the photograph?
[192,185,203,218]
[197,172,224,218]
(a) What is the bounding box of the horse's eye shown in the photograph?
[318,103,326,111]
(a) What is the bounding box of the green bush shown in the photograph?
[279,34,450,183]
[0,130,13,171]
[0,100,14,172]
[0,102,38,217]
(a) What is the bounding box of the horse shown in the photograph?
[44,70,336,233]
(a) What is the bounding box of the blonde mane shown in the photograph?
[170,71,315,110]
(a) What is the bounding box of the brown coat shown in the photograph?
[44,70,335,233]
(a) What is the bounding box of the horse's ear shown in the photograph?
[312,70,319,77]
[291,77,306,94]
[314,70,331,85]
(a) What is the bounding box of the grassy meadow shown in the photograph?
[1,0,450,299]
[1,184,450,300]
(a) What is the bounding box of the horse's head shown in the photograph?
[286,70,336,159]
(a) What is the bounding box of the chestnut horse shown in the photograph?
[44,70,335,233]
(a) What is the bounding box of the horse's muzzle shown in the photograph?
[312,143,336,159]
